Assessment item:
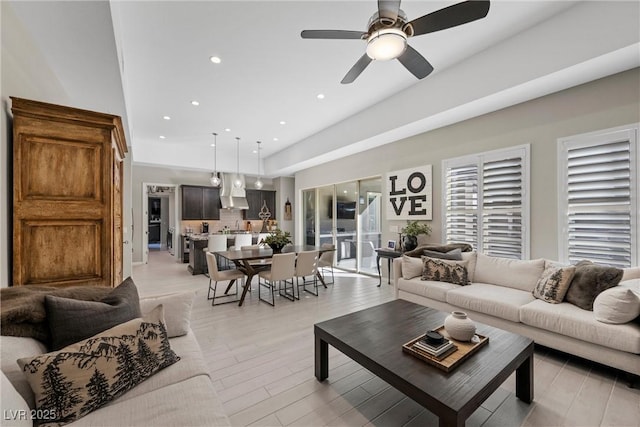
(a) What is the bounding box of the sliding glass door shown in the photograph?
[302,177,381,275]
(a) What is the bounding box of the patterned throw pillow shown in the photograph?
[17,305,179,425]
[532,266,576,303]
[421,257,470,285]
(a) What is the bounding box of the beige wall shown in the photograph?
[294,68,640,262]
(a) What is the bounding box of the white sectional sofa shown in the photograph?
[1,293,230,427]
[393,252,640,377]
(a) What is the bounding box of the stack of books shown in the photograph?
[413,336,458,360]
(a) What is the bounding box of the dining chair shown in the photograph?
[295,250,319,298]
[207,234,228,270]
[318,243,335,285]
[258,252,296,306]
[205,252,245,306]
[232,233,253,250]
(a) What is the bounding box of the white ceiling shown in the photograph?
[7,1,640,177]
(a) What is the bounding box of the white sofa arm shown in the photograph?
[393,257,403,298]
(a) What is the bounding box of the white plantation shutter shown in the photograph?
[482,156,523,258]
[444,146,529,259]
[445,164,478,246]
[559,126,638,268]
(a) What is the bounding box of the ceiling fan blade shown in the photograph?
[397,45,434,79]
[409,0,490,36]
[301,30,366,40]
[341,54,373,84]
[378,0,401,22]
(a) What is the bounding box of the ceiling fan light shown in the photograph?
[366,29,407,61]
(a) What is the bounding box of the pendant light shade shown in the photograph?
[210,132,221,187]
[254,140,263,189]
[233,137,242,188]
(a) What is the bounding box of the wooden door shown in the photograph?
[12,97,127,288]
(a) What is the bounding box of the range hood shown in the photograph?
[219,173,249,210]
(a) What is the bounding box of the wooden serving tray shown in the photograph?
[402,325,489,372]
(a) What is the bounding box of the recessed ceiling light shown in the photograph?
[159,135,166,139]
[225,128,231,132]
[280,121,286,125]
[273,137,279,141]
[209,56,221,64]
[191,100,200,106]
[163,115,171,120]
[210,143,216,147]
[252,149,258,154]
[317,94,325,99]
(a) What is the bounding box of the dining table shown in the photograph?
[215,245,336,306]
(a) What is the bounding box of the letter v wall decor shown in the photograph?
[386,165,432,220]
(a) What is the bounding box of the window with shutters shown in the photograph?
[558,125,638,268]
[443,145,530,259]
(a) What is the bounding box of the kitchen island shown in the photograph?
[187,232,273,275]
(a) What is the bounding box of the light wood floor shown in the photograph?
[133,251,639,427]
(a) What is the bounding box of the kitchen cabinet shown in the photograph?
[11,97,127,288]
[203,187,221,220]
[181,185,220,220]
[188,239,208,275]
[244,190,276,220]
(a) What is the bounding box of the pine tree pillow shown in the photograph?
[17,305,179,425]
[532,266,576,303]
[421,256,470,286]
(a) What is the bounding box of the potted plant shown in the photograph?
[262,228,292,253]
[401,220,432,251]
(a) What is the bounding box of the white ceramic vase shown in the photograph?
[444,311,476,342]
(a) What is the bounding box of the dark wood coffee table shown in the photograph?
[314,300,534,427]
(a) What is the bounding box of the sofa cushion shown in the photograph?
[421,257,470,285]
[565,261,623,311]
[473,253,545,292]
[422,248,463,260]
[1,372,31,427]
[69,375,230,427]
[622,266,640,281]
[401,255,423,280]
[532,266,576,304]
[461,251,477,283]
[520,299,640,354]
[46,277,141,350]
[140,291,195,338]
[397,278,460,303]
[0,336,48,408]
[446,283,535,323]
[17,305,179,425]
[593,282,640,324]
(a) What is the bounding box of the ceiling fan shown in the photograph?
[301,0,490,84]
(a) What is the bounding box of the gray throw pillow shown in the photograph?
[565,261,623,311]
[422,248,463,261]
[45,277,141,350]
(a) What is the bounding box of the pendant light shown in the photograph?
[254,141,263,189]
[233,137,243,188]
[210,132,221,187]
